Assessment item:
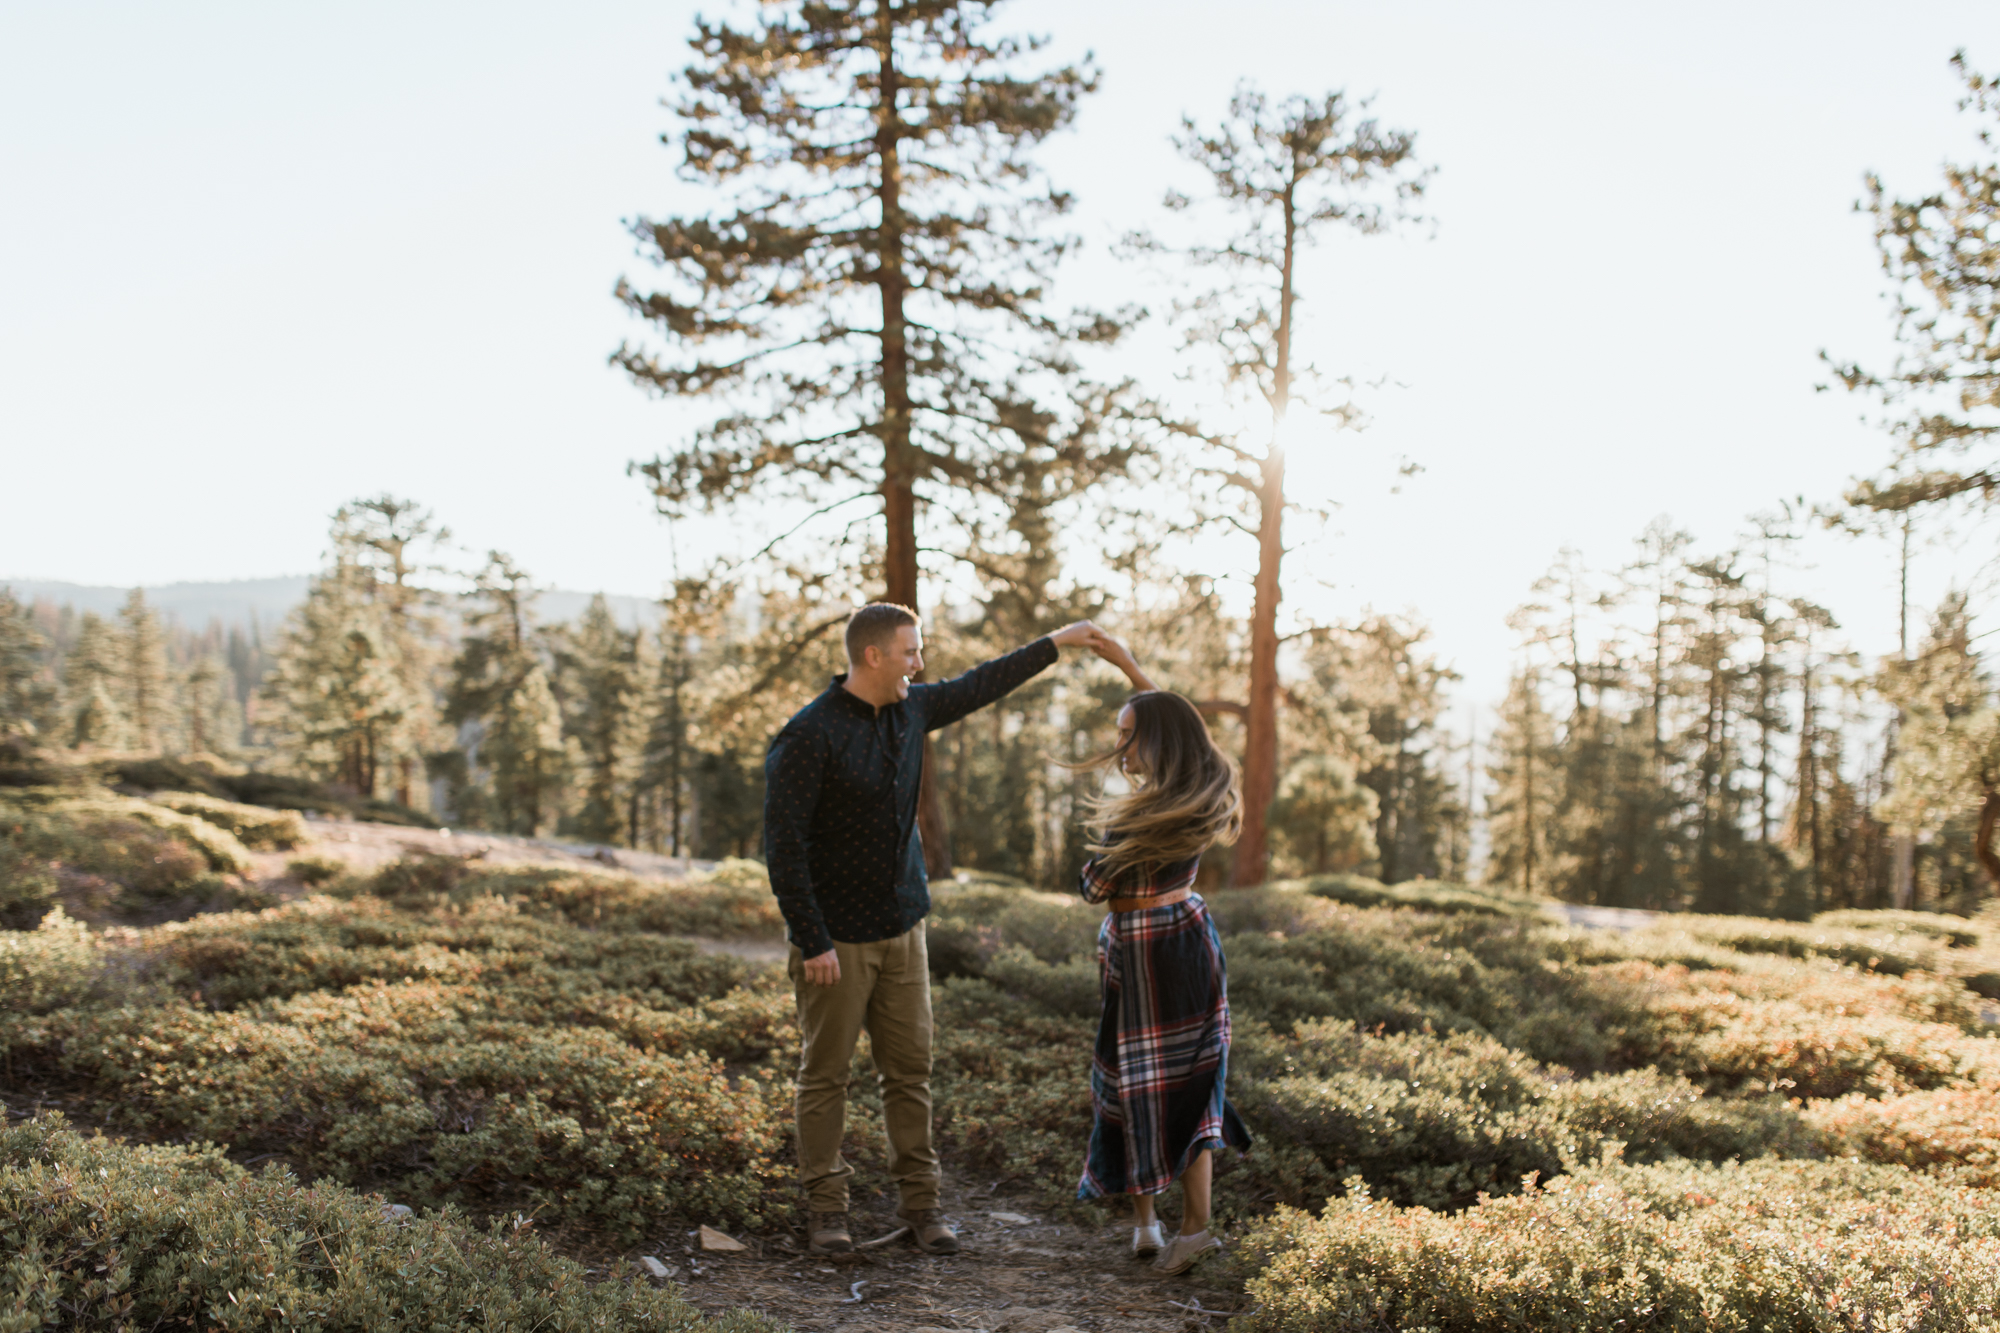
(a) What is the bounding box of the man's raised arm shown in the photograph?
[918,621,1102,732]
[763,727,835,959]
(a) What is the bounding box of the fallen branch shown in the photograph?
[855,1226,910,1251]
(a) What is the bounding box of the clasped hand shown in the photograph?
[1050,619,1138,668]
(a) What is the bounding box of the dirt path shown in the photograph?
[653,1191,1245,1333]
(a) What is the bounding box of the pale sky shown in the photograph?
[4,1,1998,710]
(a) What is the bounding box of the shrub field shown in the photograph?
[9,799,2000,1328]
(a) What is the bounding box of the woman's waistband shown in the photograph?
[1108,886,1193,913]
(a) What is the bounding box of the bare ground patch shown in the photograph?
[646,1188,1246,1333]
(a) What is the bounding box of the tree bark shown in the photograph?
[874,7,917,611]
[1976,790,2000,894]
[871,12,951,877]
[1233,457,1284,886]
[1230,174,1299,887]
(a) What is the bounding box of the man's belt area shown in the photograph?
[1107,886,1192,913]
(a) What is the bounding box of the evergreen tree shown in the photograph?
[267,562,420,796]
[1877,593,2000,893]
[1136,83,1427,885]
[179,655,239,758]
[617,0,1115,612]
[331,496,447,806]
[1834,55,2000,518]
[1287,615,1459,884]
[486,663,570,838]
[1783,599,1865,906]
[555,594,648,845]
[640,575,730,857]
[0,590,56,740]
[118,589,170,753]
[64,613,129,751]
[445,553,571,836]
[1271,754,1379,877]
[1485,665,1556,896]
[618,0,1142,873]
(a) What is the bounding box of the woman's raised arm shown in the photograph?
[1088,630,1159,693]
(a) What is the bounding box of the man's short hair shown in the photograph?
[846,602,920,663]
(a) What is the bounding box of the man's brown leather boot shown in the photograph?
[899,1208,960,1255]
[808,1210,853,1255]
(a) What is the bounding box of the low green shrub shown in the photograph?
[0,908,99,1014]
[1628,914,1950,977]
[2,895,798,1237]
[0,1113,778,1333]
[1232,1019,1812,1213]
[0,800,249,924]
[1219,912,1631,1071]
[929,978,1096,1206]
[352,856,786,940]
[0,786,252,875]
[150,789,308,849]
[216,768,440,827]
[2,981,793,1238]
[1240,1157,2000,1333]
[141,894,760,1010]
[925,883,1105,980]
[1289,873,1540,918]
[982,944,1101,1019]
[1596,956,1982,1098]
[1805,1085,2000,1186]
[286,852,347,885]
[1236,1020,1574,1211]
[1548,1068,1813,1163]
[101,753,236,798]
[0,815,59,928]
[1813,907,1982,947]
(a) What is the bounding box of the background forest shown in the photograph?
[6,41,2000,922]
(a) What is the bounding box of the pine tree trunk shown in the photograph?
[870,9,951,878]
[1977,790,2000,894]
[1233,459,1284,886]
[1231,177,1299,888]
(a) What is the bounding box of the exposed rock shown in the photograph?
[699,1225,748,1252]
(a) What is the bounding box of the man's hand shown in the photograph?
[1049,620,1102,648]
[801,948,842,987]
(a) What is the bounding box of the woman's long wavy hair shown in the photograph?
[1077,691,1243,883]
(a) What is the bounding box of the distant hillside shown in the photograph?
[2,576,663,633]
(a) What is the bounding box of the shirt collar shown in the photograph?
[828,673,890,716]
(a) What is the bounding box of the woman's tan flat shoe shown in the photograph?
[1152,1229,1221,1275]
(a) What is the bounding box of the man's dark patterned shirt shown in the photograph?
[763,637,1059,956]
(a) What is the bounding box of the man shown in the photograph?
[764,603,1106,1256]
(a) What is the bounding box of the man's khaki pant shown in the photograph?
[789,922,938,1214]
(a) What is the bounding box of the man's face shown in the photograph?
[869,625,925,699]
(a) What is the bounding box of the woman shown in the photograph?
[1073,632,1253,1276]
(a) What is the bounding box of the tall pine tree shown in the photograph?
[118,590,170,754]
[616,0,1130,871]
[65,613,129,751]
[1135,84,1427,884]
[1486,664,1555,896]
[555,594,648,846]
[446,554,571,837]
[0,590,55,741]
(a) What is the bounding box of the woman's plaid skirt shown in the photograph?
[1075,865,1251,1199]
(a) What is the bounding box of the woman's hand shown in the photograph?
[1087,630,1159,692]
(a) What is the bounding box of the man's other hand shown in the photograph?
[1049,620,1102,648]
[802,949,842,986]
